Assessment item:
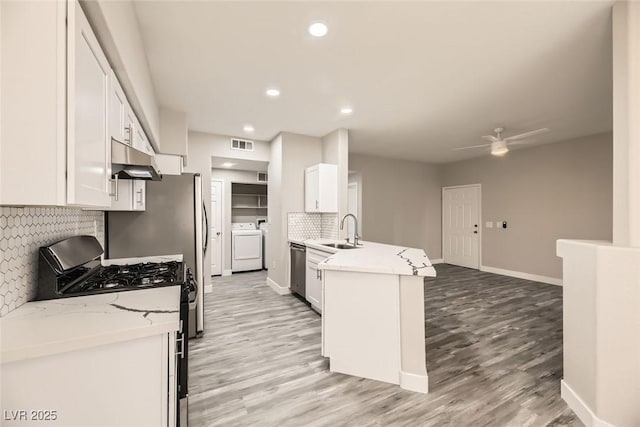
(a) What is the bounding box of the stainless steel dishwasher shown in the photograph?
[290,243,306,297]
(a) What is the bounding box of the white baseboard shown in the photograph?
[399,370,429,394]
[480,265,562,286]
[222,269,232,277]
[204,284,213,294]
[430,258,444,265]
[561,380,614,427]
[267,277,291,295]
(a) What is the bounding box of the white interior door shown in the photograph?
[442,185,480,269]
[211,180,223,276]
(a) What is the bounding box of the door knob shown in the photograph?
[216,232,221,236]
[473,231,478,234]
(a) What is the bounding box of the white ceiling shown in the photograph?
[134,1,613,163]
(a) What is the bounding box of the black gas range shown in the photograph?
[35,235,191,427]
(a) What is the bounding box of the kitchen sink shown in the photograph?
[321,243,360,249]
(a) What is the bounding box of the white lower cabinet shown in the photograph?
[306,248,333,313]
[1,332,177,427]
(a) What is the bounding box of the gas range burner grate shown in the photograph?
[64,261,183,295]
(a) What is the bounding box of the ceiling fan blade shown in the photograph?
[503,128,550,142]
[453,143,491,151]
[507,140,538,146]
[481,135,499,142]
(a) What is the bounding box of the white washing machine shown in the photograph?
[231,222,263,272]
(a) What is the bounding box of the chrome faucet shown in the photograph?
[340,214,361,247]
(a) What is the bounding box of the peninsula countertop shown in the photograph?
[294,238,437,277]
[0,286,181,364]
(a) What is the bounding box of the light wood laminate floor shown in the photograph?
[189,264,581,427]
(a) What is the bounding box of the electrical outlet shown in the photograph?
[486,221,493,228]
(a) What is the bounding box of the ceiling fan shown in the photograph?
[455,127,550,156]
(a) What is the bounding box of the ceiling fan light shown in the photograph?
[491,140,509,156]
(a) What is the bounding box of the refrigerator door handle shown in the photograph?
[203,202,209,256]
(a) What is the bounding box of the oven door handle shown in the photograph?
[176,332,185,359]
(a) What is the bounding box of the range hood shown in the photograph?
[111,139,162,181]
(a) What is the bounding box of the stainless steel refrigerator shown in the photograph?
[106,173,207,338]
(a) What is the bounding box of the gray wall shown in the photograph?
[322,129,349,239]
[348,154,443,260]
[442,132,613,279]
[268,132,323,288]
[185,131,270,287]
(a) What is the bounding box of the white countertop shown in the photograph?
[291,239,437,277]
[0,286,181,364]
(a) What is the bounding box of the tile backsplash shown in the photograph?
[287,212,321,241]
[287,212,338,241]
[320,213,339,239]
[0,207,104,316]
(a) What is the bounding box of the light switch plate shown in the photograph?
[496,221,502,228]
[486,221,493,228]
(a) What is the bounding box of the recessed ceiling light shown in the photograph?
[265,88,280,97]
[340,107,353,114]
[222,162,236,168]
[308,22,328,37]
[243,124,255,133]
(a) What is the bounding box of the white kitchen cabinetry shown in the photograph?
[133,180,147,211]
[124,102,137,146]
[306,247,332,312]
[0,0,111,207]
[104,179,146,211]
[305,164,338,213]
[155,154,183,175]
[67,0,112,207]
[134,117,155,156]
[2,332,176,427]
[109,73,128,145]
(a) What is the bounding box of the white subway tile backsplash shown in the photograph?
[0,207,104,317]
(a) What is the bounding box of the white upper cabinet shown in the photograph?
[305,164,338,213]
[1,0,67,206]
[155,154,183,176]
[104,179,146,212]
[133,180,146,211]
[109,74,127,145]
[67,0,112,207]
[0,0,153,208]
[133,117,155,156]
[0,1,113,207]
[124,102,137,146]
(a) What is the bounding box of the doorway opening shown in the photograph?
[211,157,269,277]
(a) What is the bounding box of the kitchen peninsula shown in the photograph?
[316,240,436,393]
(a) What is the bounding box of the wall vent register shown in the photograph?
[231,138,254,152]
[257,172,268,182]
